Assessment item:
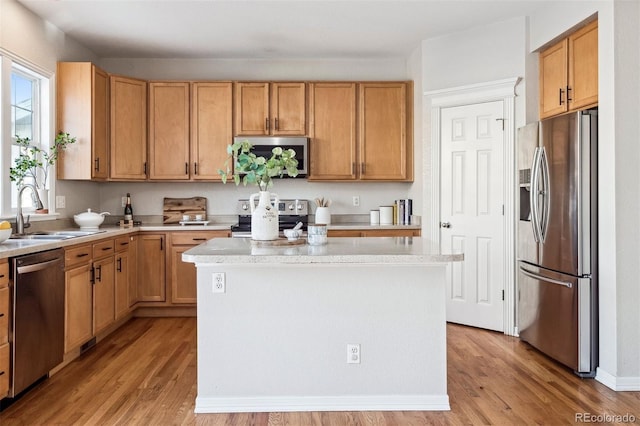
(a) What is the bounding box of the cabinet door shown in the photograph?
[568,20,598,110]
[56,62,109,180]
[93,256,115,334]
[308,83,357,180]
[170,245,197,304]
[128,235,139,307]
[149,82,190,180]
[271,82,306,135]
[110,75,147,180]
[0,343,8,398]
[191,82,233,180]
[235,82,270,135]
[539,39,569,119]
[137,234,166,302]
[0,287,8,344]
[115,251,130,320]
[358,83,410,180]
[65,264,93,352]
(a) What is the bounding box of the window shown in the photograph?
[0,54,52,216]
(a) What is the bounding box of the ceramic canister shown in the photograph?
[379,206,394,225]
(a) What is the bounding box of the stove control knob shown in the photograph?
[288,204,294,210]
[241,203,249,211]
[296,203,304,210]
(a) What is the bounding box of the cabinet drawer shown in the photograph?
[115,235,132,252]
[93,240,115,258]
[0,260,8,288]
[0,287,8,344]
[171,231,228,245]
[0,342,8,398]
[65,245,92,268]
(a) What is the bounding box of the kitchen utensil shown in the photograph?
[73,209,110,230]
[293,222,303,231]
[283,229,301,240]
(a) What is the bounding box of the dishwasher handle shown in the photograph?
[17,258,63,274]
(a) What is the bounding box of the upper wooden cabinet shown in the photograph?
[149,82,190,180]
[308,83,357,180]
[148,81,232,181]
[235,82,306,136]
[110,75,148,180]
[309,81,413,182]
[539,20,598,119]
[56,62,109,180]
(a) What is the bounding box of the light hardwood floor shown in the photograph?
[1,318,638,425]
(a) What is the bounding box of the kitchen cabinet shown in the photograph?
[0,259,8,398]
[539,20,598,119]
[115,235,134,320]
[110,75,148,180]
[168,231,230,304]
[92,242,115,335]
[56,62,109,180]
[148,81,233,181]
[191,82,233,180]
[328,229,420,237]
[64,244,94,353]
[128,234,138,308]
[137,234,166,302]
[308,83,357,180]
[358,82,413,181]
[235,82,306,136]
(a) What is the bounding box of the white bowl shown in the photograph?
[283,229,301,241]
[74,209,110,230]
[0,228,12,244]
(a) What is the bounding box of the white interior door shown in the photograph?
[440,101,505,332]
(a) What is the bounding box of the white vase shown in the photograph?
[36,188,49,213]
[249,191,279,241]
[315,207,331,224]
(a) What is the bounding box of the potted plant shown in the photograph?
[9,132,76,212]
[219,140,299,240]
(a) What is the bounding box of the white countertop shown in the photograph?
[183,237,462,265]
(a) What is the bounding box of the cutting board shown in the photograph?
[163,197,207,224]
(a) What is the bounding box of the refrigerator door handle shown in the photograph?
[530,147,542,243]
[519,266,573,288]
[538,147,551,242]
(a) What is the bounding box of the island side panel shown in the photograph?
[194,262,448,413]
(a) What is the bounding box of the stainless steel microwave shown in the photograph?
[232,136,309,177]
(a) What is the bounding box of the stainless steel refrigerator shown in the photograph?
[517,109,597,377]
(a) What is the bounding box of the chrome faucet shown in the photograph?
[16,184,44,235]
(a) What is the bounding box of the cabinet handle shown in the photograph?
[0,313,4,318]
[96,265,102,282]
[185,162,189,175]
[76,253,89,258]
[194,162,198,175]
[559,87,564,105]
[120,242,128,247]
[265,117,269,131]
[143,162,147,175]
[117,257,122,272]
[0,274,4,278]
[566,86,572,102]
[275,117,279,131]
[361,162,366,175]
[102,247,111,251]
[160,237,164,251]
[192,238,206,241]
[94,158,100,171]
[90,267,95,284]
[0,371,4,376]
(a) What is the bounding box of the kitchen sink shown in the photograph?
[9,230,106,241]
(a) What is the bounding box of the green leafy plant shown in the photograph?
[219,140,299,191]
[9,132,76,189]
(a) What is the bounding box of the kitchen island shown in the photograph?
[183,237,462,413]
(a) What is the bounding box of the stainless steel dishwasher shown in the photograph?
[9,248,64,397]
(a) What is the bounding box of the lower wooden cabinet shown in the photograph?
[0,259,9,398]
[65,260,93,353]
[0,342,8,398]
[137,234,166,302]
[328,229,420,237]
[168,231,230,304]
[115,235,134,319]
[93,255,115,334]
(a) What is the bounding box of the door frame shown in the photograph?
[425,77,521,336]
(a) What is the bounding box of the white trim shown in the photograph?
[425,77,521,336]
[596,368,640,391]
[195,394,450,413]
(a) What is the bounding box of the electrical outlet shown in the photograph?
[55,196,66,209]
[352,196,360,207]
[347,344,361,364]
[121,196,127,208]
[212,272,225,293]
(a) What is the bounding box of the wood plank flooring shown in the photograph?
[1,318,638,425]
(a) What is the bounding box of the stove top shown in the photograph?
[232,199,309,235]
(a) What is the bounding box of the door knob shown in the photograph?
[440,222,451,228]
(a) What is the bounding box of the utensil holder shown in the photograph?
[315,207,331,225]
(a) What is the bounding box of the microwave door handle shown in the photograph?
[530,147,542,243]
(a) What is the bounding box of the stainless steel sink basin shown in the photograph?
[10,230,106,241]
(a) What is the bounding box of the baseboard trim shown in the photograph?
[194,394,450,413]
[596,367,640,391]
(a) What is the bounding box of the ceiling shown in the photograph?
[17,0,546,59]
